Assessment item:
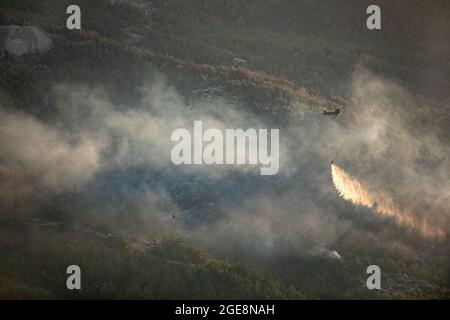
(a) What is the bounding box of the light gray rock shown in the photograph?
[0,25,52,57]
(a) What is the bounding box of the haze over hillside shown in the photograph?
[0,0,449,299]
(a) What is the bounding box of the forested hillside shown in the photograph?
[0,0,449,299]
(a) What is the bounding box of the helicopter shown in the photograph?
[322,108,340,116]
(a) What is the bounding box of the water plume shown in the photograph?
[331,162,445,240]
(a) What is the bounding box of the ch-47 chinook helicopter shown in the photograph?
[322,108,340,116]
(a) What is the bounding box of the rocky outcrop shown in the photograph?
[0,26,52,57]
